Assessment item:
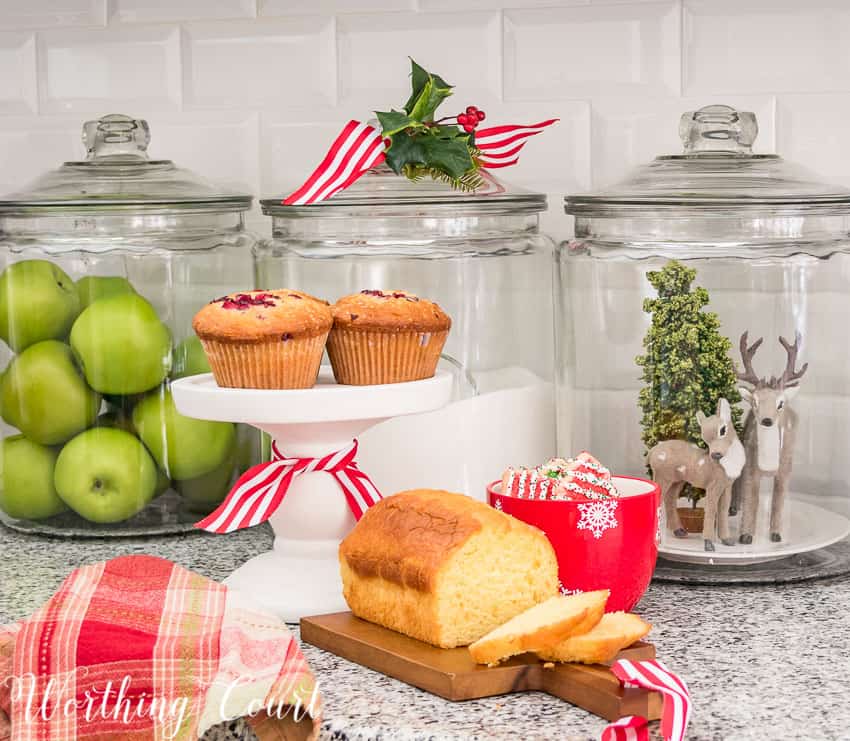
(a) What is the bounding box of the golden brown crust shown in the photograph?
[331,290,451,333]
[193,289,332,344]
[339,490,483,592]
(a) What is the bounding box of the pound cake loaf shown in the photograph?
[339,489,559,648]
[193,289,331,389]
[327,290,451,385]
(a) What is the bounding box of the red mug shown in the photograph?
[487,476,661,612]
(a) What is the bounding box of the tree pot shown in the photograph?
[677,507,705,534]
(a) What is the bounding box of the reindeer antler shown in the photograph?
[774,332,809,388]
[737,331,764,387]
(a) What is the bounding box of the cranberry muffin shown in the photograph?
[327,290,451,385]
[193,289,331,389]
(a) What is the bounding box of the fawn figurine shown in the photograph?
[648,398,746,551]
[733,331,808,544]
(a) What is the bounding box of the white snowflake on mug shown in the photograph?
[494,499,503,511]
[576,499,619,539]
[559,582,584,597]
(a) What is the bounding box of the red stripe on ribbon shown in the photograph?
[602,659,692,741]
[475,119,559,169]
[195,439,382,533]
[283,121,386,205]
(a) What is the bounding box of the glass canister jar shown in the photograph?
[558,104,850,575]
[258,167,556,498]
[0,114,258,536]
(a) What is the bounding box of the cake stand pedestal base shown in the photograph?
[172,368,452,621]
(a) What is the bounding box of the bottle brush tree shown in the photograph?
[636,260,742,506]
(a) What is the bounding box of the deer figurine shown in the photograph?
[734,331,808,544]
[648,398,745,551]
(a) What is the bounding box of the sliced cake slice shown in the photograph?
[469,590,608,665]
[536,611,651,665]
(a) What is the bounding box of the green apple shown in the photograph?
[54,427,157,524]
[70,293,171,395]
[1,341,101,445]
[0,435,67,520]
[171,336,210,379]
[76,276,136,310]
[0,260,80,352]
[132,388,235,480]
[175,451,235,514]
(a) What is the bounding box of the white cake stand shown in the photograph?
[172,367,452,621]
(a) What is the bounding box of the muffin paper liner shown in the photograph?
[200,333,328,389]
[326,328,448,385]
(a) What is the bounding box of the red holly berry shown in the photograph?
[466,105,478,116]
[463,123,475,133]
[457,113,470,126]
[476,110,486,122]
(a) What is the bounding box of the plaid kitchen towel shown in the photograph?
[0,555,320,741]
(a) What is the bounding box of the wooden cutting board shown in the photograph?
[301,612,662,722]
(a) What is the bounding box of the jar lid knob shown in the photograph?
[82,114,150,161]
[679,104,757,155]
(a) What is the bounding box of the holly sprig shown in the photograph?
[375,59,487,192]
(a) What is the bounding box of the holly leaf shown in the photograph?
[375,109,418,136]
[404,59,430,112]
[383,133,427,175]
[403,59,453,121]
[419,136,474,178]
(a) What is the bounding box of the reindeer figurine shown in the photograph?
[734,331,808,544]
[648,398,745,551]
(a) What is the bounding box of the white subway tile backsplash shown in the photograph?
[776,94,850,184]
[109,0,255,23]
[183,18,335,110]
[337,12,502,108]
[0,0,105,30]
[0,33,37,114]
[504,3,681,101]
[146,111,260,193]
[683,0,850,95]
[590,95,776,188]
[38,26,181,113]
[419,0,586,9]
[259,117,346,197]
[0,117,82,195]
[261,0,414,13]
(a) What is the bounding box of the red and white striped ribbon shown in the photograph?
[282,117,558,205]
[475,119,559,168]
[602,659,692,741]
[283,120,387,205]
[601,715,648,741]
[195,439,382,534]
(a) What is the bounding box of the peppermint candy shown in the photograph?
[500,451,618,502]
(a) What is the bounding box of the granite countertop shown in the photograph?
[1,525,849,741]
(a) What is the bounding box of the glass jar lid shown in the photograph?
[0,114,252,214]
[566,104,850,216]
[261,163,546,216]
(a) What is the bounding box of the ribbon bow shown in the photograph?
[195,439,382,534]
[601,659,692,741]
[283,119,558,206]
